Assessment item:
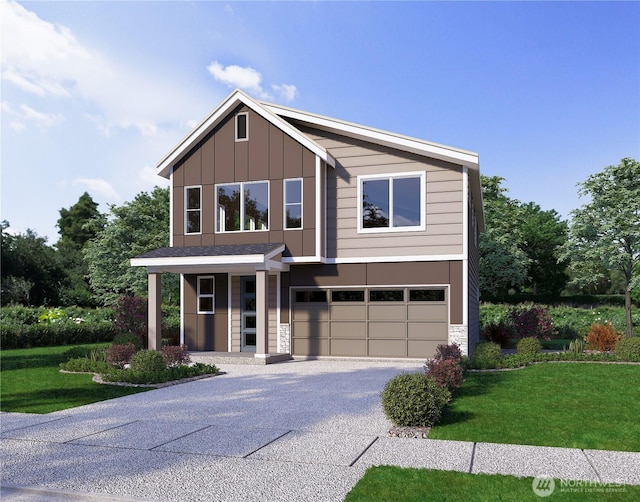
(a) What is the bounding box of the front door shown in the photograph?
[240,276,257,352]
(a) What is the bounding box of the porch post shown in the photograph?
[148,272,163,350]
[255,269,269,357]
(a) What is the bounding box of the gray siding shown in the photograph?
[304,128,464,259]
[467,189,481,355]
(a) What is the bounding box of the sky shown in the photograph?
[2,0,639,244]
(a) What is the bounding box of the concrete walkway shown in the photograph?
[1,359,639,501]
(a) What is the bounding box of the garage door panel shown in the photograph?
[292,321,328,338]
[408,304,448,321]
[330,321,366,338]
[368,305,406,320]
[369,322,407,338]
[330,305,366,320]
[330,339,366,357]
[408,322,448,340]
[368,339,407,358]
[293,338,328,356]
[408,340,444,358]
[293,305,328,321]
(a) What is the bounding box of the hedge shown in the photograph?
[1,322,117,349]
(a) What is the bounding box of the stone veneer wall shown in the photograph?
[278,324,291,354]
[448,325,468,356]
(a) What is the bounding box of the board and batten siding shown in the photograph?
[302,128,465,260]
[230,275,278,353]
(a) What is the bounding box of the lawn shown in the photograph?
[0,344,149,414]
[428,363,640,451]
[345,467,640,502]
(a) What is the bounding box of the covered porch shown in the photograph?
[130,243,290,363]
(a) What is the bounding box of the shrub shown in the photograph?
[481,321,514,348]
[566,338,586,355]
[516,337,542,357]
[615,337,640,361]
[433,343,462,362]
[585,321,622,352]
[63,346,94,361]
[112,332,143,351]
[102,362,219,385]
[129,349,167,373]
[161,345,191,367]
[508,305,556,340]
[0,322,117,349]
[60,358,110,373]
[470,342,502,369]
[107,343,137,369]
[425,358,465,392]
[381,372,451,427]
[114,296,148,348]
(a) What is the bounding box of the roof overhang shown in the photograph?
[157,89,335,178]
[130,243,288,274]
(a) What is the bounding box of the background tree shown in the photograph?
[560,158,639,337]
[519,202,569,296]
[56,192,105,306]
[1,222,66,306]
[84,187,179,306]
[479,176,530,297]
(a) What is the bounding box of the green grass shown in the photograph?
[429,363,640,451]
[0,344,149,414]
[345,467,640,502]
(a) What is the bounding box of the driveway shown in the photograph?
[1,359,423,502]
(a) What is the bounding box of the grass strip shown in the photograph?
[345,467,640,502]
[0,345,149,414]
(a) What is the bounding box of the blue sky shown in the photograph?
[2,0,639,243]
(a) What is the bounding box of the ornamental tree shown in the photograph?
[561,158,640,337]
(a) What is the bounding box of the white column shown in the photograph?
[148,272,163,350]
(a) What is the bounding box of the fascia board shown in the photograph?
[263,102,479,169]
[157,90,334,178]
[131,254,268,268]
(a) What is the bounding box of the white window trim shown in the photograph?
[185,185,202,235]
[283,178,303,230]
[357,171,426,233]
[235,112,248,142]
[197,276,215,314]
[215,180,270,233]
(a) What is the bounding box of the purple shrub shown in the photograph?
[114,296,148,348]
[434,343,462,362]
[508,305,556,341]
[425,358,465,392]
[161,345,191,367]
[107,343,136,368]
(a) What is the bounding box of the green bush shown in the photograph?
[381,372,451,427]
[101,362,219,385]
[60,358,110,373]
[129,350,167,373]
[516,337,542,357]
[566,338,586,355]
[112,332,143,351]
[0,322,117,349]
[470,342,502,369]
[616,337,640,361]
[62,346,95,361]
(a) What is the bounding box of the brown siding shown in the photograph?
[182,274,228,351]
[450,261,463,324]
[172,107,317,257]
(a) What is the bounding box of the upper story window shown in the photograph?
[235,113,248,141]
[185,186,201,234]
[284,178,303,229]
[216,181,269,232]
[358,172,425,233]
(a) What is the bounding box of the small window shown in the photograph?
[370,290,404,302]
[409,289,445,302]
[185,186,201,234]
[235,113,248,141]
[284,179,303,229]
[331,290,365,302]
[295,290,328,303]
[197,276,215,313]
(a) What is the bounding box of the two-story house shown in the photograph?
[132,89,484,361]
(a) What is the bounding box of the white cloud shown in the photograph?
[20,104,63,127]
[74,178,120,201]
[207,61,270,99]
[138,165,169,189]
[273,83,298,102]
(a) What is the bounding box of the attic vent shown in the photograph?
[235,113,248,141]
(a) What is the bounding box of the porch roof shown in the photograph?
[130,243,287,274]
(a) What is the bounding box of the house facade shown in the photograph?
[132,89,484,360]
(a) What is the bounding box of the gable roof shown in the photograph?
[157,89,335,178]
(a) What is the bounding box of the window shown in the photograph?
[332,290,365,302]
[185,186,201,234]
[216,181,269,232]
[235,113,248,141]
[359,173,425,232]
[197,276,215,313]
[370,290,404,302]
[295,290,328,303]
[409,289,445,302]
[284,178,303,229]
